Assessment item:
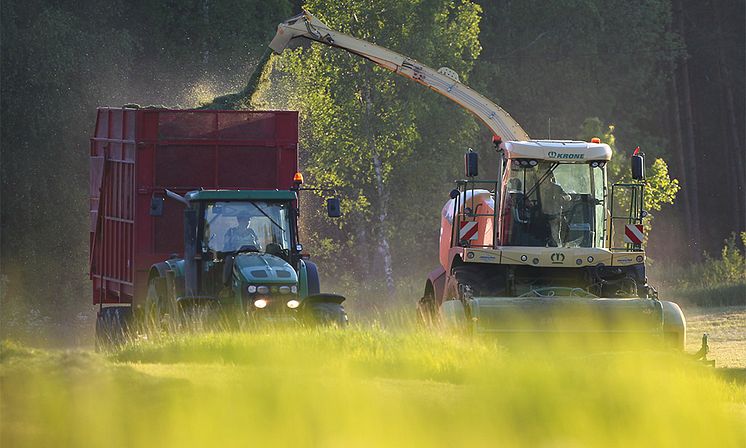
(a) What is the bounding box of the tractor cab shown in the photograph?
[145,188,347,326]
[195,191,297,261]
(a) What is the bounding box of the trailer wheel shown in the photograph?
[307,302,348,327]
[95,306,132,350]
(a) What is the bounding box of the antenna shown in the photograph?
[548,117,552,139]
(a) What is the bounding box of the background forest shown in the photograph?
[1,0,744,340]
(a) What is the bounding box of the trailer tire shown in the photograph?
[95,306,132,350]
[307,302,348,327]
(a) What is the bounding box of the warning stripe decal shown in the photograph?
[460,221,478,241]
[623,224,644,244]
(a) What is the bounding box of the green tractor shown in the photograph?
[144,187,347,329]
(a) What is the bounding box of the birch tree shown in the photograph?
[253,0,482,298]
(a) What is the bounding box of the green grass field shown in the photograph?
[2,310,745,447]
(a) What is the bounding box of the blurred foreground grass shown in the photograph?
[2,327,745,448]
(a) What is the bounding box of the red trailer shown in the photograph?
[89,107,299,309]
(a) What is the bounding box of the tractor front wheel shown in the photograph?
[307,302,348,327]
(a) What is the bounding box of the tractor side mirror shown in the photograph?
[465,149,478,177]
[631,152,645,180]
[150,195,164,216]
[327,197,341,218]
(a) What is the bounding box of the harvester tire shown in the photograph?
[307,302,348,327]
[95,306,132,350]
[417,288,439,327]
[447,264,505,300]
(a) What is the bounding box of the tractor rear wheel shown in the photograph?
[307,302,348,327]
[144,276,179,331]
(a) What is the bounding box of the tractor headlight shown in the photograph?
[253,298,268,309]
[247,285,257,294]
[279,286,291,294]
[291,285,298,294]
[286,300,300,309]
[256,286,270,295]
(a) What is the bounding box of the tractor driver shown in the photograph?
[224,211,260,252]
[538,172,572,246]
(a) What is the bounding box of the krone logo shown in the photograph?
[551,252,565,264]
[547,151,585,159]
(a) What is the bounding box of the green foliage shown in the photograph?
[2,0,740,325]
[0,0,293,328]
[474,0,684,153]
[577,117,680,236]
[654,232,746,288]
[253,0,484,287]
[650,232,746,306]
[645,158,680,212]
[2,329,746,447]
[701,232,746,286]
[1,0,138,320]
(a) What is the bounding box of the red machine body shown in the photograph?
[89,108,299,306]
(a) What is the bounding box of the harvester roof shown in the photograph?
[504,140,612,162]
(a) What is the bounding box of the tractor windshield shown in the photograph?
[500,161,606,248]
[202,201,292,253]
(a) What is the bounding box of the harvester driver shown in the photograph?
[539,173,571,247]
[224,211,260,252]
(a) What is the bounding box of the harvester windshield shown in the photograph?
[501,161,605,248]
[203,201,292,253]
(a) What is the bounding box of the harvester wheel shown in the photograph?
[417,289,439,327]
[448,264,504,298]
[307,302,348,327]
[441,264,505,332]
[95,306,132,350]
